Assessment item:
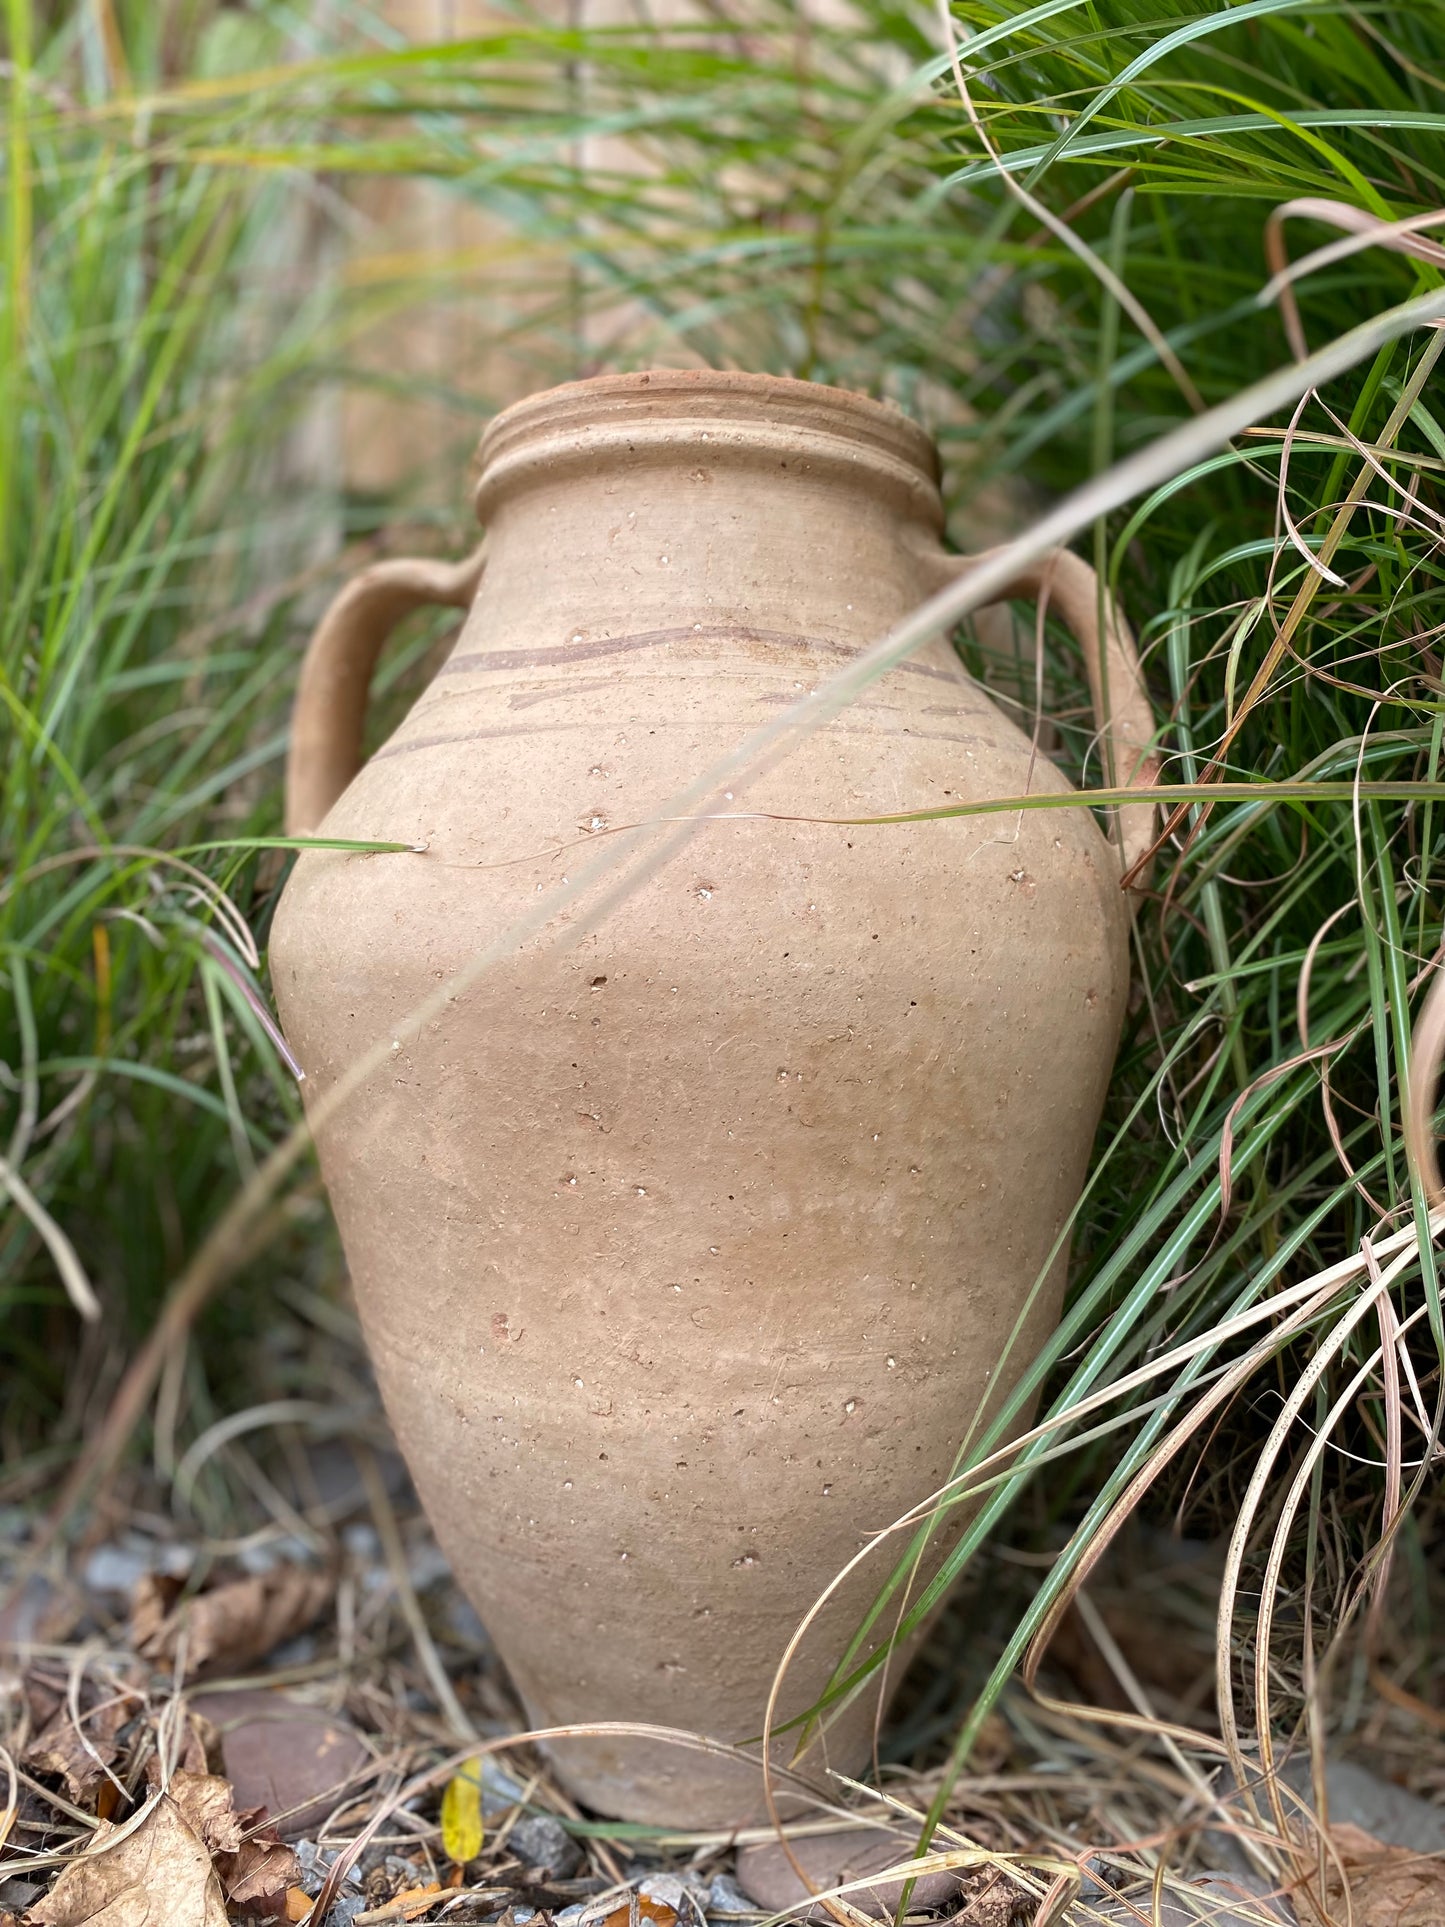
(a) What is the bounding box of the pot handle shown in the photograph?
[919,544,1160,886]
[284,544,489,836]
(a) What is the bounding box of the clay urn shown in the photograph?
[268,370,1156,1833]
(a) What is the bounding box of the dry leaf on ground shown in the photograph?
[23,1686,141,1805]
[166,1767,299,1917]
[1293,1821,1445,1927]
[216,1830,300,1920]
[143,1711,214,1786]
[131,1566,332,1679]
[599,1899,677,1927]
[27,1794,229,1927]
[353,1885,442,1925]
[168,1772,245,1857]
[21,1672,142,1803]
[439,1758,484,1866]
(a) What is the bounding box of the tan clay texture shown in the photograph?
[269,371,1155,1826]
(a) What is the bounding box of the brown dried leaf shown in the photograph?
[24,1670,67,1731]
[22,1688,141,1804]
[216,1830,300,1921]
[142,1714,214,1790]
[373,1887,443,1924]
[128,1576,183,1659]
[131,1567,332,1681]
[1293,1822,1445,1927]
[26,1795,229,1927]
[36,1767,302,1923]
[167,1773,244,1858]
[599,1900,677,1927]
[168,1770,301,1920]
[145,1766,298,1916]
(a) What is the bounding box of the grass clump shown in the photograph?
[1,2,332,1469]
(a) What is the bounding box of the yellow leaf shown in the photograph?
[440,1758,484,1866]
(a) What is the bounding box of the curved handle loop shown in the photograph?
[285,544,489,836]
[922,544,1160,887]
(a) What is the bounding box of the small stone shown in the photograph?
[82,1540,154,1595]
[323,1896,369,1927]
[189,1688,370,1843]
[1207,1754,1445,1888]
[294,1840,363,1897]
[1196,1872,1296,1924]
[1096,1874,1295,1926]
[706,1872,757,1916]
[510,1812,583,1880]
[237,1534,315,1576]
[639,1875,692,1910]
[1081,1857,1127,1894]
[82,1534,193,1595]
[735,1828,969,1921]
[1313,1759,1445,1854]
[342,1522,381,1562]
[406,1539,453,1591]
[295,1840,329,1897]
[554,1907,589,1926]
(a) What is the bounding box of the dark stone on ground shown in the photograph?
[295,1839,363,1898]
[735,1827,969,1920]
[1301,1759,1445,1853]
[1095,1872,1295,1925]
[510,1812,583,1881]
[322,1896,369,1927]
[190,1686,371,1841]
[706,1872,758,1916]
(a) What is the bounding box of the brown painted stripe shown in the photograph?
[373,715,989,762]
[441,623,959,683]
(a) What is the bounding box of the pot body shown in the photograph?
[270,372,1131,1823]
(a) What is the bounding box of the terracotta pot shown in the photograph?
[269,370,1156,1827]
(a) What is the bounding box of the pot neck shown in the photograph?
[471,370,944,532]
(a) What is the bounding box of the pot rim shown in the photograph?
[471,368,943,526]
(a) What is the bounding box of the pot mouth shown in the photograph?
[471,368,943,525]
